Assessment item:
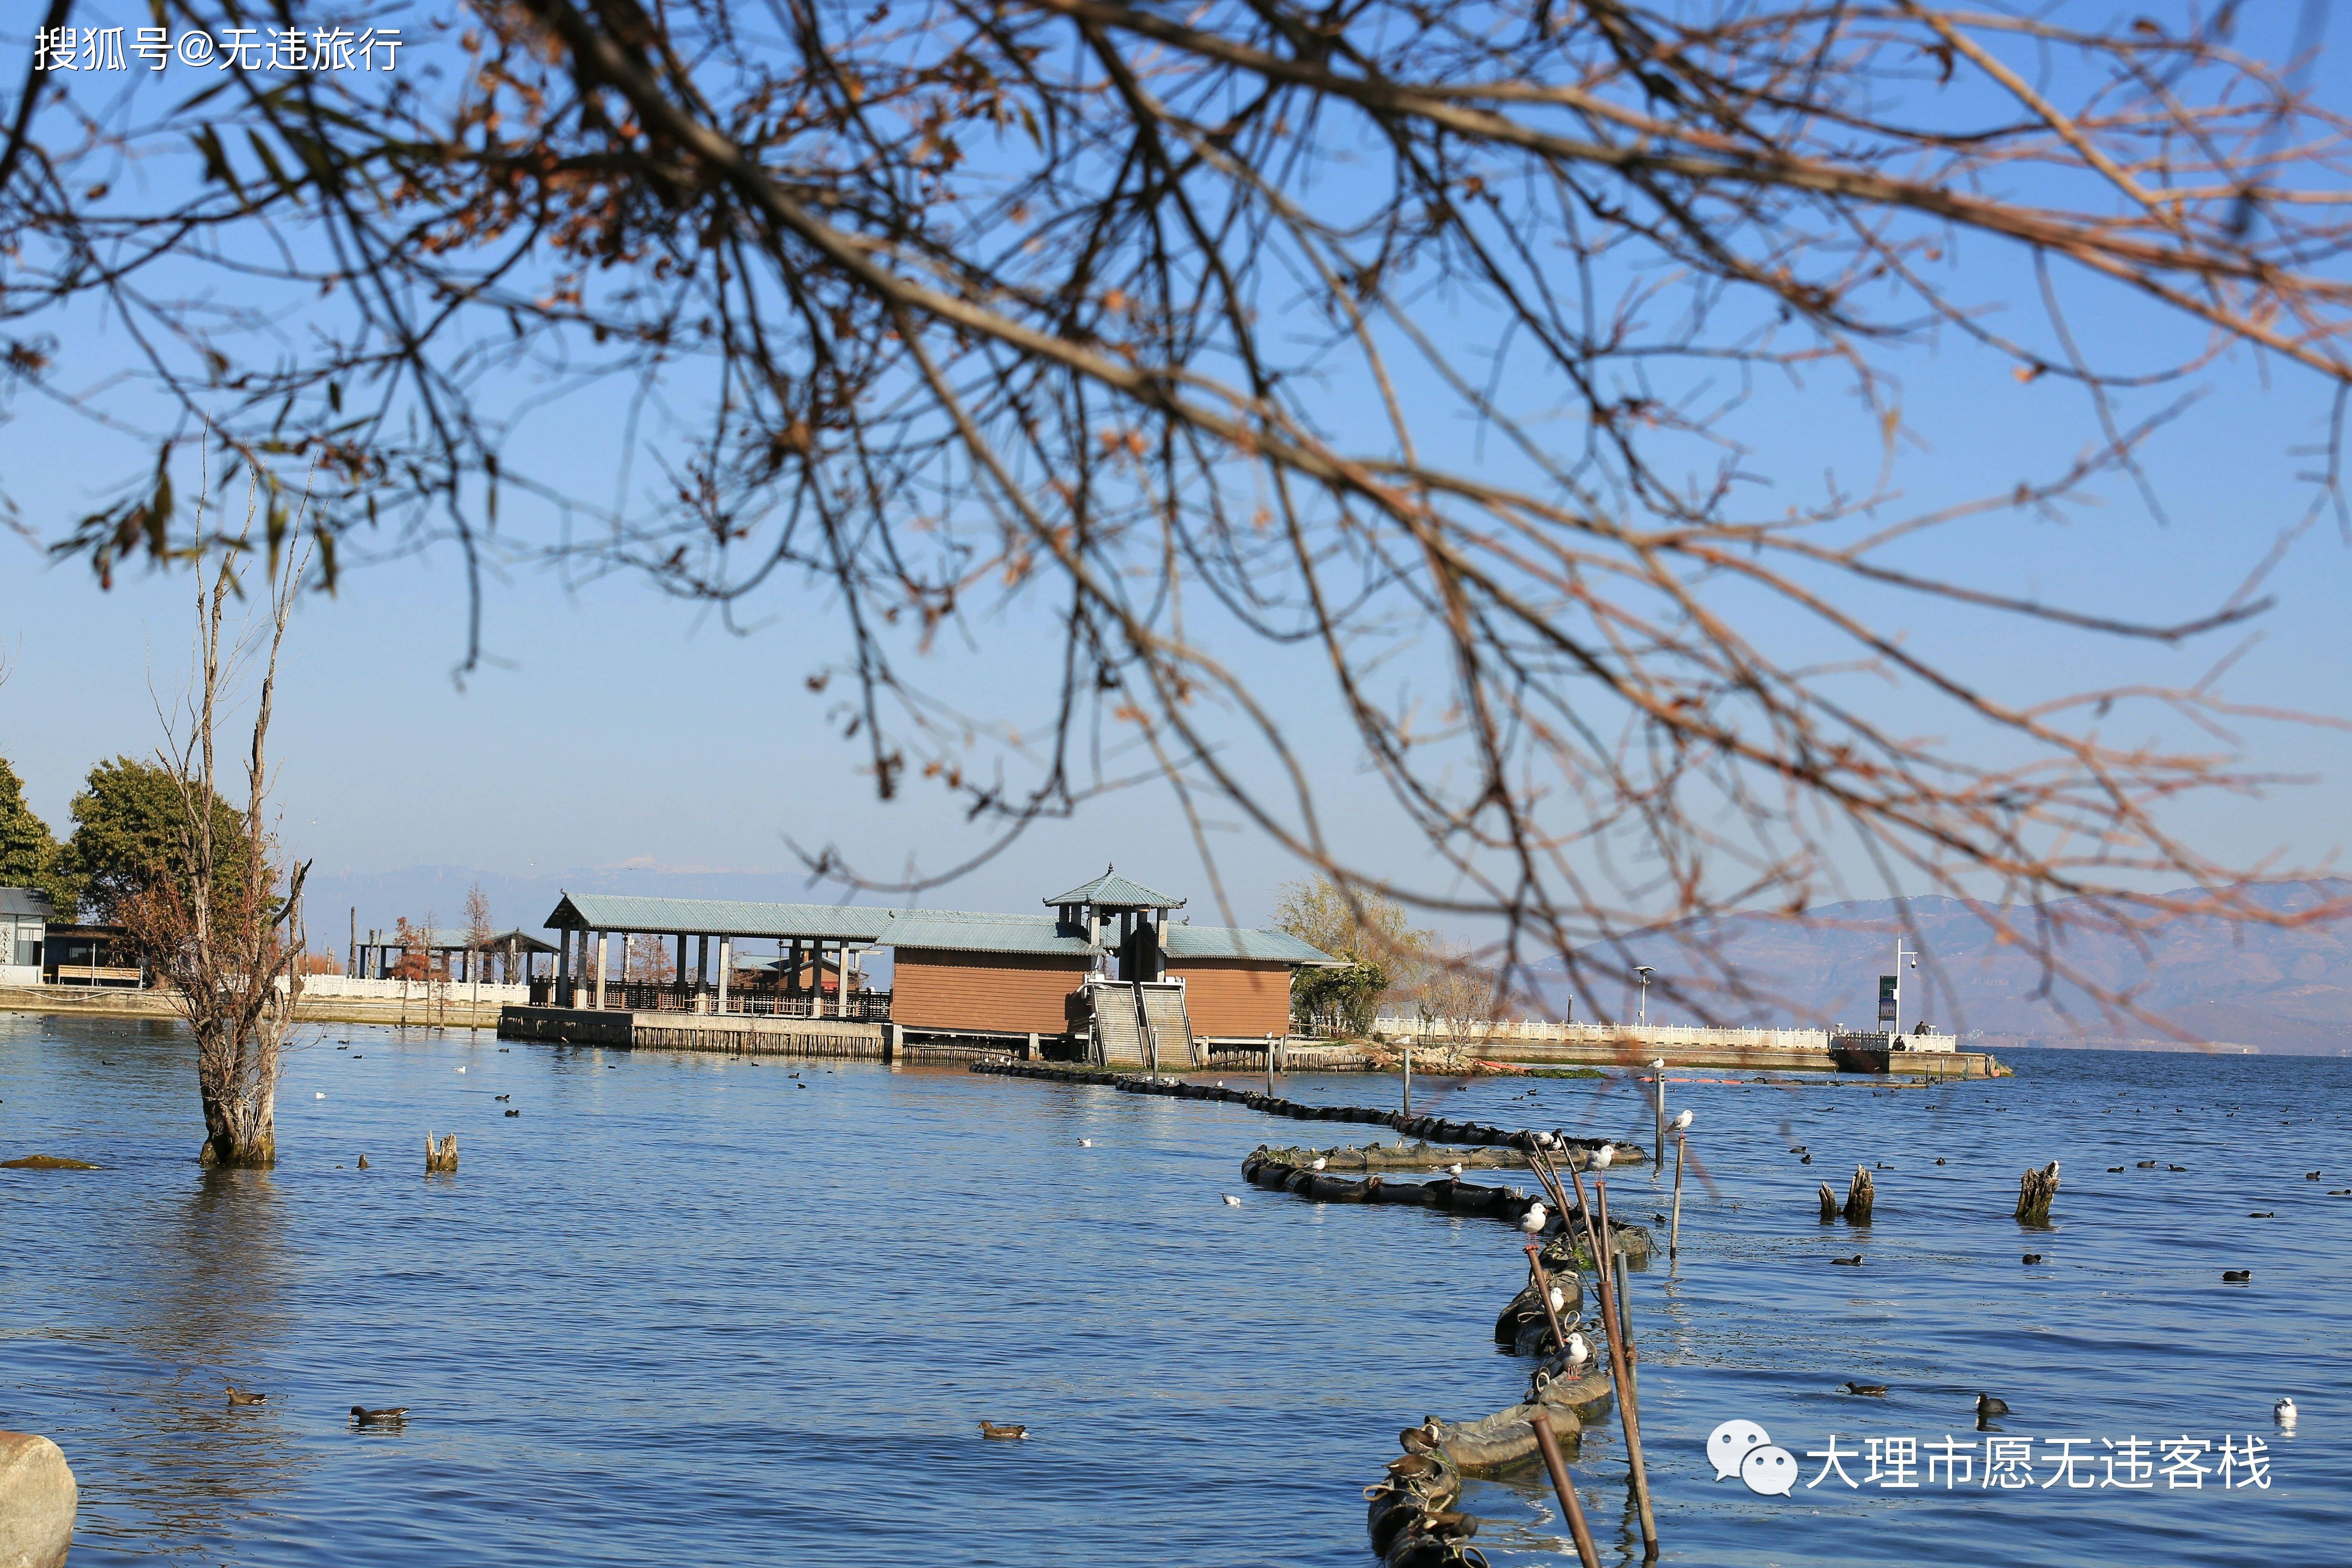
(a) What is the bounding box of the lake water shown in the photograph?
[2,1013,2345,1567]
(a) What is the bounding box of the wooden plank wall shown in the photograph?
[1166,958,1293,1038]
[890,950,1092,1033]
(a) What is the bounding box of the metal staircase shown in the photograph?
[1085,978,1194,1069]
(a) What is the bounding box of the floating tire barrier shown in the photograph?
[970,1059,1644,1164]
[975,1056,1659,1555]
[1238,1151,1655,1261]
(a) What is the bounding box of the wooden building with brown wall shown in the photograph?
[1161,925,1337,1039]
[882,911,1097,1036]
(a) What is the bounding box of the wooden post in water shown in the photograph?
[1818,1181,1839,1222]
[2015,1160,2060,1224]
[1844,1165,1874,1225]
[1402,1044,1412,1117]
[1530,1409,1604,1568]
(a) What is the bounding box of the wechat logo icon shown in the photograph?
[1707,1418,1799,1497]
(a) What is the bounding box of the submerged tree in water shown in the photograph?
[120,480,314,1168]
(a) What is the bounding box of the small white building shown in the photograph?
[0,886,58,987]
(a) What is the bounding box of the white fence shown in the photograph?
[282,975,531,1006]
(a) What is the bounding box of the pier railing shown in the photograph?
[1368,1016,1957,1054]
[535,980,892,1022]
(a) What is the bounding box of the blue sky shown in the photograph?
[3,4,2348,949]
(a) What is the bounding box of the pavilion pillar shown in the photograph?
[595,931,608,1009]
[676,933,688,994]
[557,929,571,1004]
[717,935,732,1015]
[697,935,709,988]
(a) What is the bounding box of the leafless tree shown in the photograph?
[11,2,2352,1037]
[626,931,676,984]
[462,882,496,982]
[120,472,314,1167]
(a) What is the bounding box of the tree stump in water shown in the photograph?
[425,1132,459,1174]
[2015,1160,2059,1224]
[1843,1166,1874,1225]
[1818,1182,1839,1222]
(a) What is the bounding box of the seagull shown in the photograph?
[315,1092,325,1100]
[1565,1331,1589,1363]
[456,1067,466,1074]
[1447,1163,1465,1178]
[350,1405,408,1426]
[1591,1145,1615,1170]
[1519,1202,1550,1236]
[1079,1139,1093,1147]
[1548,1285,1566,1313]
[1671,1109,1694,1131]
[1221,1194,1242,1206]
[979,1421,1028,1440]
[2275,1398,2297,1428]
[1311,1157,1327,1171]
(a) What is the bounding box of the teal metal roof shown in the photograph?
[0,887,59,920]
[379,927,559,953]
[538,888,1336,965]
[880,910,1093,957]
[545,893,894,942]
[1165,926,1341,964]
[1043,865,1186,909]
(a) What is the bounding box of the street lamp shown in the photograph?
[1634,965,1654,1029]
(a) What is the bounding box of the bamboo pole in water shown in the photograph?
[1565,1158,1658,1555]
[1670,1135,1687,1261]
[1525,1242,1570,1353]
[1530,1409,1604,1568]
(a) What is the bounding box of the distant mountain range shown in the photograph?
[1541,880,2352,1056]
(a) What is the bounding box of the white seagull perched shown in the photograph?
[1591,1145,1615,1169]
[1519,1202,1550,1236]
[1548,1285,1566,1313]
[1672,1109,1695,1132]
[1222,1194,1243,1207]
[1447,1162,1465,1179]
[1311,1157,1328,1171]
[2275,1397,2298,1428]
[1566,1331,1590,1363]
